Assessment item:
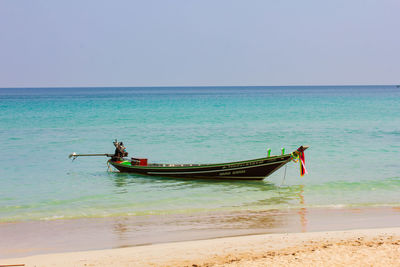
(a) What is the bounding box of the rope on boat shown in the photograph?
[280,164,288,186]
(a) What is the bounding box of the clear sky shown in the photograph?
[0,0,399,87]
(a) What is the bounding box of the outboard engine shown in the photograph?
[112,140,128,161]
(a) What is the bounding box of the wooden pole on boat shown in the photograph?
[68,153,113,159]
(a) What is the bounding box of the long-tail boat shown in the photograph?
[69,140,308,180]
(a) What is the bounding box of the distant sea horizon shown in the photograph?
[1,84,398,89]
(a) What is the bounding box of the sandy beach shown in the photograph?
[2,227,399,266]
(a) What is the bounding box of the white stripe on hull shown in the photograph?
[146,159,289,175]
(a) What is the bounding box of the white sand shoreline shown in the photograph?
[2,227,400,266]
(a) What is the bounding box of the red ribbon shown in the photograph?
[300,151,308,176]
[298,147,308,176]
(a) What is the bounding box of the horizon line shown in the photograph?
[0,84,398,89]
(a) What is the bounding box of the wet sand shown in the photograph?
[1,206,400,259]
[1,227,400,266]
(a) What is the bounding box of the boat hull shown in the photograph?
[109,155,292,180]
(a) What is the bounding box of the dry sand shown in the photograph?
[2,227,400,267]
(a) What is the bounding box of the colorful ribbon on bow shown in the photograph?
[291,146,308,177]
[299,149,308,176]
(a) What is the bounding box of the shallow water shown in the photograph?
[0,86,399,222]
[2,207,400,258]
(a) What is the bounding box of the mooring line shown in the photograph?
[280,164,288,186]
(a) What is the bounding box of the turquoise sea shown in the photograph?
[1,86,399,222]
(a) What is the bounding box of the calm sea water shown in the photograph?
[0,86,399,222]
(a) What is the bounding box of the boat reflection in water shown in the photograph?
[107,172,309,248]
